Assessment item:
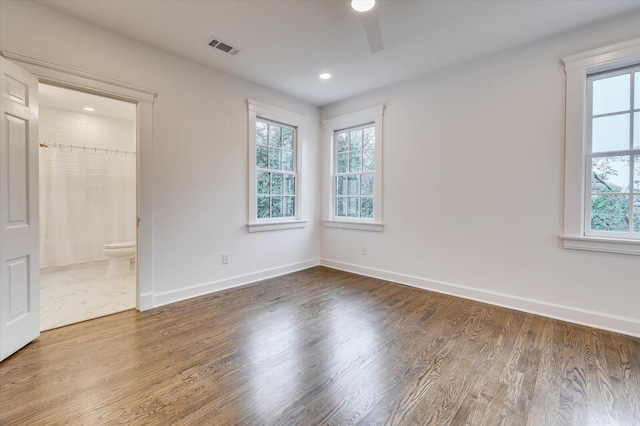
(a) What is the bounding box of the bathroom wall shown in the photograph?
[39,104,137,267]
[0,0,321,305]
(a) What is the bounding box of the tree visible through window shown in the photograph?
[256,119,296,219]
[334,124,375,219]
[587,67,640,237]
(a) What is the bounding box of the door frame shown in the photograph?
[1,51,157,311]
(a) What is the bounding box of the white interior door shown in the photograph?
[0,57,40,362]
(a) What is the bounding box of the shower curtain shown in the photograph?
[39,146,136,268]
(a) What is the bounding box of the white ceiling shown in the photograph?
[36,0,640,106]
[39,83,136,120]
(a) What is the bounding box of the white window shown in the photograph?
[256,119,297,219]
[586,67,639,239]
[334,123,376,219]
[323,106,384,232]
[561,38,640,255]
[247,100,307,233]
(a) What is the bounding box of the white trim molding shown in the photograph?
[322,105,384,232]
[247,99,308,232]
[561,37,640,254]
[320,259,640,338]
[153,258,319,307]
[0,51,157,103]
[247,220,307,233]
[323,220,383,232]
[561,235,640,256]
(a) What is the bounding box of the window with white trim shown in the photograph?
[334,123,376,219]
[256,119,297,219]
[586,66,640,238]
[561,37,640,255]
[322,105,384,232]
[247,100,307,233]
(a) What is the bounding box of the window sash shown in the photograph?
[333,123,375,220]
[256,117,298,221]
[585,65,640,239]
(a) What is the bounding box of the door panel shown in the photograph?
[0,57,40,361]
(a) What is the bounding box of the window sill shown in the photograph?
[246,220,307,233]
[561,235,640,256]
[323,220,384,232]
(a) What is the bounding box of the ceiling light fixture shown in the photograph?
[351,0,375,13]
[83,107,95,112]
[319,73,332,80]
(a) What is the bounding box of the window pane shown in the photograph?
[269,148,281,170]
[349,151,362,172]
[337,153,348,173]
[256,146,268,168]
[347,175,359,195]
[284,175,295,195]
[336,197,345,217]
[363,127,375,150]
[284,196,295,217]
[591,156,630,193]
[271,173,283,195]
[350,130,362,151]
[592,74,630,115]
[363,149,375,172]
[257,172,270,195]
[636,72,640,109]
[591,194,629,232]
[361,197,373,218]
[635,155,640,192]
[256,121,268,145]
[634,112,639,149]
[592,114,630,152]
[337,132,349,153]
[282,128,294,150]
[336,176,347,195]
[269,125,281,147]
[347,197,359,217]
[634,196,640,233]
[282,150,293,172]
[271,196,283,217]
[361,173,373,196]
[258,196,270,218]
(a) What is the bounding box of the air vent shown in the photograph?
[208,37,241,56]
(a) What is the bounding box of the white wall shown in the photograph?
[39,105,137,267]
[320,11,640,336]
[0,0,320,304]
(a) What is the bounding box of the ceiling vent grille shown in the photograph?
[208,38,241,56]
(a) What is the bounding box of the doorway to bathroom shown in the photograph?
[38,83,137,331]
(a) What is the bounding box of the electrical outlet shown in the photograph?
[222,253,229,264]
[361,246,367,255]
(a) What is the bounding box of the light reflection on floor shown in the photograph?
[245,293,381,422]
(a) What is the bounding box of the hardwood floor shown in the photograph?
[1,266,639,425]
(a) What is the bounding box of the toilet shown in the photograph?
[103,241,136,276]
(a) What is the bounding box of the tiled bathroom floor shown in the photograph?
[40,260,136,331]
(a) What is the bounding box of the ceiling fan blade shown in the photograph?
[360,10,384,53]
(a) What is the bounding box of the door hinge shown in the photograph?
[137,217,141,228]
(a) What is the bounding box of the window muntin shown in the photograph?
[586,66,640,239]
[256,118,296,220]
[333,123,375,219]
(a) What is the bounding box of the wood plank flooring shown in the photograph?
[1,266,639,425]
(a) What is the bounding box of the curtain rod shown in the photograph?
[39,142,136,156]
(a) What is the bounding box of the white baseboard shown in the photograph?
[320,258,640,338]
[138,292,154,311]
[152,258,320,308]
